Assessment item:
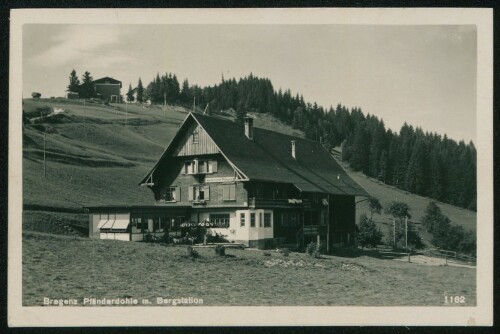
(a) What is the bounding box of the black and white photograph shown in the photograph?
[8,8,493,326]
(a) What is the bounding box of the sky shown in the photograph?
[23,24,477,143]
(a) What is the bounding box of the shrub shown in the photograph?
[388,219,424,250]
[306,241,321,258]
[262,251,271,257]
[206,231,229,243]
[215,245,225,256]
[32,92,41,98]
[357,213,383,249]
[422,201,476,256]
[185,246,199,259]
[282,248,290,257]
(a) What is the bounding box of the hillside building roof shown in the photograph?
[140,112,369,197]
[92,77,122,87]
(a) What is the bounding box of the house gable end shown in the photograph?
[139,113,248,186]
[173,123,219,156]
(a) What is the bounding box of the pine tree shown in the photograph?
[180,79,190,105]
[80,71,94,99]
[405,136,428,196]
[126,83,134,102]
[137,78,144,103]
[67,69,80,93]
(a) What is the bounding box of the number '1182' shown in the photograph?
[445,296,465,304]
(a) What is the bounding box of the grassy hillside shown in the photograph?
[22,98,476,240]
[341,157,476,246]
[23,231,475,306]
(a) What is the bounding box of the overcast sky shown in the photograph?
[23,24,477,143]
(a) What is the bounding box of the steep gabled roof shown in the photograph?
[92,77,122,87]
[140,113,369,197]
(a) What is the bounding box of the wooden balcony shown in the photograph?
[248,197,311,209]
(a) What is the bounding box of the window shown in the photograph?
[161,187,179,202]
[209,214,230,228]
[208,160,217,173]
[198,160,207,173]
[184,161,195,174]
[291,213,297,226]
[192,128,199,143]
[134,217,150,232]
[250,213,256,227]
[264,213,272,228]
[259,213,263,227]
[183,160,217,175]
[223,184,236,201]
[240,212,246,227]
[189,185,210,201]
[153,217,163,232]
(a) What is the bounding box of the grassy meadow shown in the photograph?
[23,231,476,306]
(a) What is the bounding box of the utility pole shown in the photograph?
[326,195,330,253]
[43,133,46,178]
[164,92,166,107]
[193,97,196,112]
[83,100,86,140]
[405,215,408,252]
[125,102,128,127]
[393,218,396,246]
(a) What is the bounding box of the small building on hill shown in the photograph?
[86,113,369,250]
[92,77,122,102]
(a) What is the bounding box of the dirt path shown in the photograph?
[393,254,476,269]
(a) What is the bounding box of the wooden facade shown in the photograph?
[88,112,369,250]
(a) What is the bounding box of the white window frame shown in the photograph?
[250,213,256,227]
[240,212,246,227]
[264,213,272,228]
[209,213,230,228]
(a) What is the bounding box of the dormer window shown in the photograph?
[192,128,199,144]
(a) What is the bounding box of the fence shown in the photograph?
[427,248,476,266]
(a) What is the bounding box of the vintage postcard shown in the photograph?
[8,8,493,326]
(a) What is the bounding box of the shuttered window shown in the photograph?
[189,185,210,201]
[223,184,236,201]
[184,160,217,174]
[162,187,180,202]
[208,160,217,173]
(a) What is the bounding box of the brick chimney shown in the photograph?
[291,140,296,159]
[244,116,253,140]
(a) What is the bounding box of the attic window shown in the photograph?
[192,128,199,143]
[183,160,217,175]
